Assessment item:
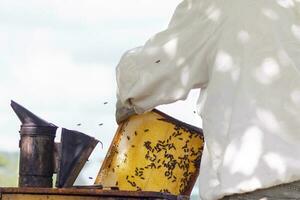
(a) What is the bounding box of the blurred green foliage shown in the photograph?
[0,154,8,167]
[0,152,18,187]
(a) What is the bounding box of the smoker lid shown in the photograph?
[11,100,57,128]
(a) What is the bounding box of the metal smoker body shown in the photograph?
[11,101,99,188]
[11,101,57,187]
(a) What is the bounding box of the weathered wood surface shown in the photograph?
[0,188,189,200]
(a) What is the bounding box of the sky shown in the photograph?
[0,0,202,193]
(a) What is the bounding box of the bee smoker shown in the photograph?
[11,100,57,187]
[11,101,99,188]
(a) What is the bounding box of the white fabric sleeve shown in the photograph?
[116,0,214,114]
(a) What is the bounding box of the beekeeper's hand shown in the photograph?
[115,99,136,124]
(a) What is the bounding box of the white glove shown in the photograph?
[115,100,136,125]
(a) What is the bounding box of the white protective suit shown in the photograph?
[116,0,300,199]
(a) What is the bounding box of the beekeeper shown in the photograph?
[115,0,300,199]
